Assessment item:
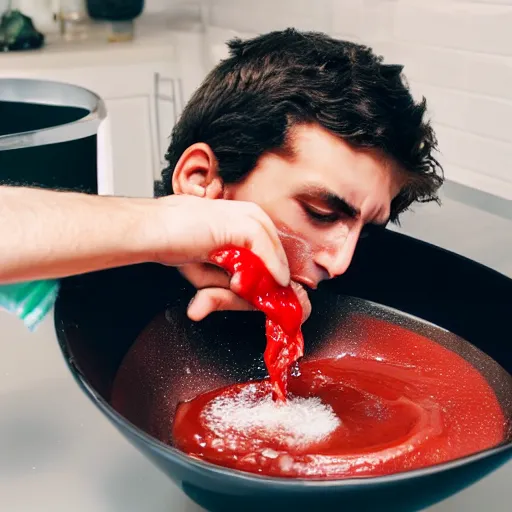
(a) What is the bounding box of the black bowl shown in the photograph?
[54,227,512,512]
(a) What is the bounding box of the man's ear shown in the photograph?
[171,143,224,198]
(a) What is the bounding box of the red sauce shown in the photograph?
[209,246,303,401]
[173,247,506,478]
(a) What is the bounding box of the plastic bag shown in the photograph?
[0,280,60,331]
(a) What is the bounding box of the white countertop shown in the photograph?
[0,312,205,512]
[0,15,182,70]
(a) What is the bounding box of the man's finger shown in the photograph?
[187,287,256,321]
[179,262,231,289]
[251,207,289,272]
[244,222,290,288]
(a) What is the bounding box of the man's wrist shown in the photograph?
[127,194,185,266]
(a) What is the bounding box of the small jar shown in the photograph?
[86,0,144,41]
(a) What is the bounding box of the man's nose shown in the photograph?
[315,228,361,280]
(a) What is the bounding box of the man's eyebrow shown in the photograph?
[297,185,360,219]
[324,192,360,219]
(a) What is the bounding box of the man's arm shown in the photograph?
[0,186,311,320]
[0,186,160,284]
[0,187,304,323]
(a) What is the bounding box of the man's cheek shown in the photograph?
[276,225,314,275]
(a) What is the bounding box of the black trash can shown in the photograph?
[0,78,109,193]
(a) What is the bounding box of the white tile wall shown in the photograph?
[394,1,512,56]
[144,0,177,13]
[434,126,512,184]
[207,0,331,34]
[204,0,512,199]
[330,0,363,39]
[458,0,512,4]
[410,83,512,144]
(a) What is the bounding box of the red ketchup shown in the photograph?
[208,245,304,401]
[172,247,507,479]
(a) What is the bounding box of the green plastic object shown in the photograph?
[0,280,60,331]
[0,8,45,52]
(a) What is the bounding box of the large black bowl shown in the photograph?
[54,227,512,512]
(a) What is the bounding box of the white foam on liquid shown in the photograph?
[202,384,341,449]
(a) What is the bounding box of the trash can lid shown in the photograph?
[0,78,106,151]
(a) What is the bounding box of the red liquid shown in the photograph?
[209,246,303,401]
[173,247,507,479]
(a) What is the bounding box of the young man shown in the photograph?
[157,28,444,320]
[0,29,443,328]
[108,30,444,441]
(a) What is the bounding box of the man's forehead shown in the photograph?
[287,124,404,180]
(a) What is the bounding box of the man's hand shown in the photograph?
[180,263,311,323]
[0,187,311,323]
[151,195,311,323]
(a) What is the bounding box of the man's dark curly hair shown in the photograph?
[160,29,443,221]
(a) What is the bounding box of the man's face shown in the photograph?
[223,124,405,290]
